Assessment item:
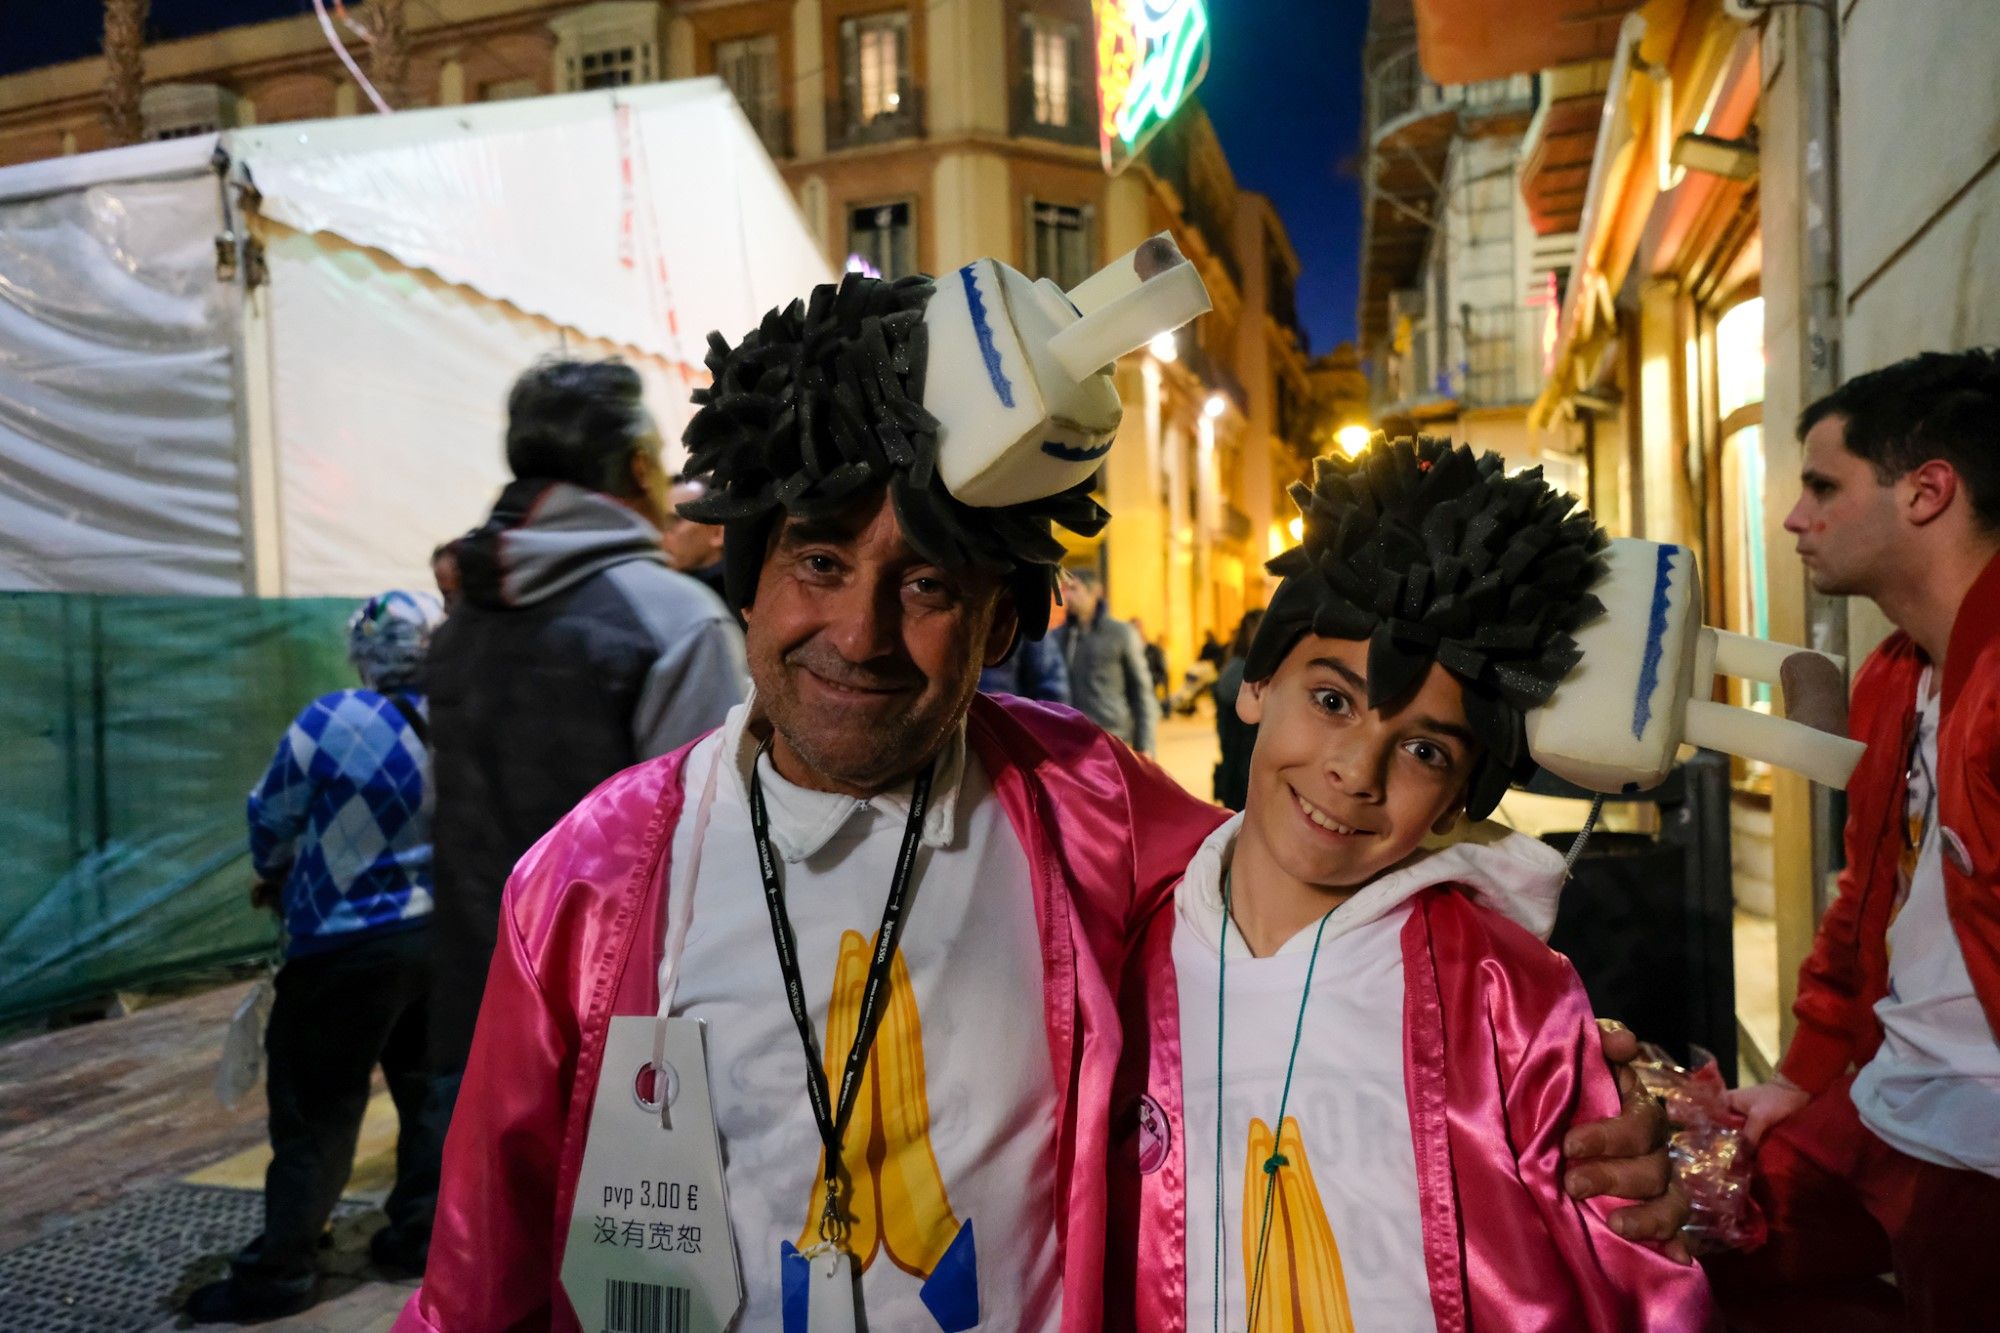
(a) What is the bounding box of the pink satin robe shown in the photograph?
[1106,884,1719,1331]
[395,694,1226,1332]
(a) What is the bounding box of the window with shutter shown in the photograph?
[1016,14,1091,146]
[1028,18,1069,126]
[1028,201,1094,290]
[836,10,914,146]
[847,201,916,280]
[548,3,659,94]
[716,34,785,155]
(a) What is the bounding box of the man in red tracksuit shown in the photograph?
[1710,349,2000,1331]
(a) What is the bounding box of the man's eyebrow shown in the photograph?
[775,515,860,548]
[1800,468,1836,487]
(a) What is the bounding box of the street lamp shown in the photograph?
[1203,393,1227,419]
[1149,331,1178,362]
[1335,424,1372,457]
[1288,516,1304,543]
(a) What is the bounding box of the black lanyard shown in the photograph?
[749,742,933,1247]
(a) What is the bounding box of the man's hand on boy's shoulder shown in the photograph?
[1559,1019,1694,1263]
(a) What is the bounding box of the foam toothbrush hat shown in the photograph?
[1524,538,1865,793]
[926,232,1211,509]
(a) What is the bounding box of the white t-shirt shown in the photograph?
[1173,816,1567,1333]
[664,705,1064,1329]
[1851,668,2000,1177]
[1168,816,1560,1320]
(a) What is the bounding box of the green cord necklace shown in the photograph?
[1213,867,1335,1333]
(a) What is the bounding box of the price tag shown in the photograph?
[561,1016,742,1332]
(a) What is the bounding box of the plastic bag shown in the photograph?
[215,975,275,1108]
[1631,1043,1767,1253]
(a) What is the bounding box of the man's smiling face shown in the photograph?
[1236,634,1481,891]
[743,488,1015,795]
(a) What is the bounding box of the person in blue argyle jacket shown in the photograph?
[188,590,449,1324]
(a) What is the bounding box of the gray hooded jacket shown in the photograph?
[425,479,746,1068]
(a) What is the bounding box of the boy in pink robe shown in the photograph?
[1109,438,1716,1331]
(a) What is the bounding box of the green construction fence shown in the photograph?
[0,594,359,1023]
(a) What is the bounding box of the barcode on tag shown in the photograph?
[602,1277,692,1333]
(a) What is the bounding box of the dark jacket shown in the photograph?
[978,633,1072,705]
[1211,655,1256,810]
[1057,606,1156,754]
[425,479,745,1069]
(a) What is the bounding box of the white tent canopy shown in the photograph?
[0,79,830,597]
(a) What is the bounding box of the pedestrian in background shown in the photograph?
[428,542,463,614]
[188,591,447,1323]
[979,634,1074,705]
[1056,567,1157,755]
[1135,617,1170,717]
[1211,607,1264,810]
[420,358,746,1166]
[660,472,729,604]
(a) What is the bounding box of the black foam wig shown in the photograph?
[1245,435,1608,819]
[675,271,1109,640]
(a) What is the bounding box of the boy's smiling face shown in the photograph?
[1237,633,1483,893]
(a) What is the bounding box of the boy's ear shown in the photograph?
[1237,677,1267,726]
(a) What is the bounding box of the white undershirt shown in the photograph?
[1851,668,2000,1177]
[665,704,1064,1329]
[1174,817,1436,1333]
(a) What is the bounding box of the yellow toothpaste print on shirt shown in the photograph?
[1242,1115,1356,1333]
[798,929,963,1277]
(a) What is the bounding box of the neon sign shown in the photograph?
[1094,0,1211,175]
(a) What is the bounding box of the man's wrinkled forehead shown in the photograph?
[768,490,904,557]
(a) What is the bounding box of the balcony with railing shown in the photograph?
[827,85,925,151]
[1369,46,1537,145]
[1371,302,1546,415]
[1459,303,1545,407]
[738,100,792,160]
[1010,76,1096,148]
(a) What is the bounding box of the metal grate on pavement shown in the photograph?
[0,1183,364,1332]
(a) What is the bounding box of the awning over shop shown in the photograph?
[1411,0,1639,85]
[1523,94,1604,236]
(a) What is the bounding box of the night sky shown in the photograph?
[4,0,1366,350]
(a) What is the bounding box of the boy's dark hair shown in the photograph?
[675,272,1107,640]
[1245,436,1607,819]
[1798,348,2000,530]
[504,358,652,498]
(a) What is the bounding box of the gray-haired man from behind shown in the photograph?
[416,359,746,1235]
